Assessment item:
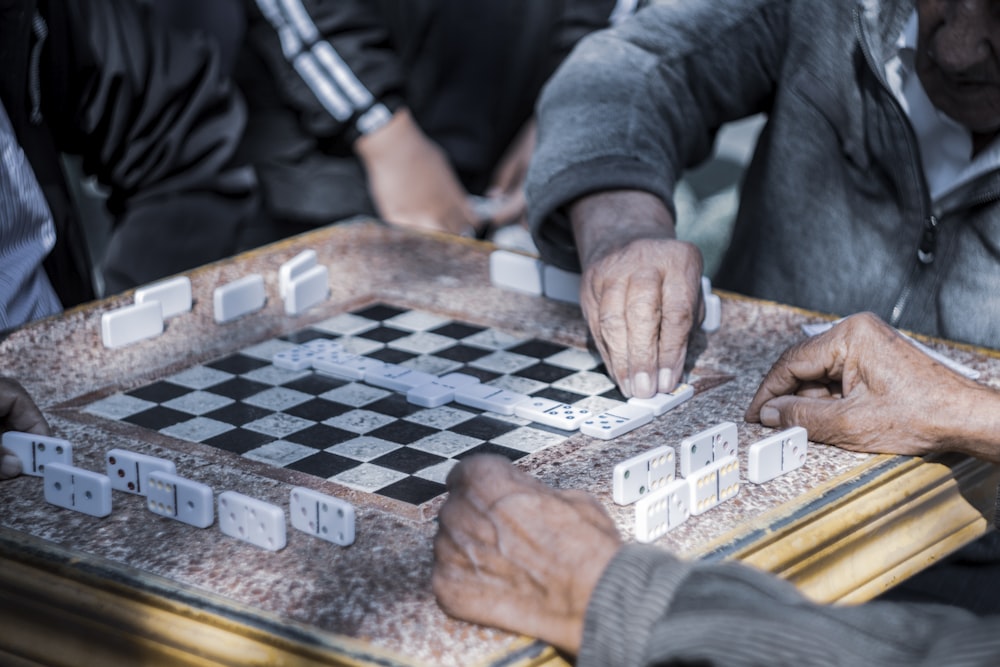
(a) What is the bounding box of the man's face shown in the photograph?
[916,0,1000,136]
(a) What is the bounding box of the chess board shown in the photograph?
[84,303,632,507]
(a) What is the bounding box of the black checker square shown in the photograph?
[283,397,351,422]
[126,381,191,404]
[205,353,271,375]
[90,302,657,509]
[284,424,357,449]
[378,476,447,505]
[372,447,448,474]
[287,452,361,478]
[367,420,439,445]
[507,339,570,359]
[208,377,273,401]
[123,406,191,430]
[203,428,274,454]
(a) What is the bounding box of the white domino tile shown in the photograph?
[101,301,164,348]
[217,491,286,551]
[679,421,738,478]
[406,373,480,408]
[279,249,317,300]
[613,444,676,505]
[134,276,193,318]
[2,432,72,477]
[453,383,529,415]
[313,351,387,381]
[627,383,694,417]
[289,486,356,546]
[748,426,809,484]
[513,397,591,431]
[635,478,690,543]
[489,249,544,296]
[146,471,214,528]
[687,454,740,515]
[701,276,721,332]
[214,274,266,323]
[105,448,176,496]
[580,403,654,440]
[284,263,329,316]
[363,365,438,393]
[43,462,112,518]
[272,345,316,371]
[542,264,581,304]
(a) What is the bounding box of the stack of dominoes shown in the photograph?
[612,423,809,543]
[3,431,355,551]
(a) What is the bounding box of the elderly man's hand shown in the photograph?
[432,455,622,655]
[746,313,1000,462]
[0,377,50,479]
[571,190,703,399]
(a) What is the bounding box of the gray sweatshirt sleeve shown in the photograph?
[526,0,788,271]
[580,544,1000,667]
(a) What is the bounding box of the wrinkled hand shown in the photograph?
[356,108,479,236]
[571,191,703,398]
[745,312,999,460]
[0,377,50,479]
[481,119,537,227]
[432,455,622,655]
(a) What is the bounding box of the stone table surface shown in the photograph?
[1,220,999,667]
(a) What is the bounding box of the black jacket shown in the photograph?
[0,0,255,306]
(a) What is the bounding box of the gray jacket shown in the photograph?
[527,0,1000,350]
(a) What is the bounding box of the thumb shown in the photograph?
[757,394,847,445]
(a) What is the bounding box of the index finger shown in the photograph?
[745,333,847,422]
[0,378,50,436]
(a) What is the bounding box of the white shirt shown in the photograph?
[884,12,1000,202]
[0,98,62,331]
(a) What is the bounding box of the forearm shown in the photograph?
[569,190,676,268]
[581,545,999,667]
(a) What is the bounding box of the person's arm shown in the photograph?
[40,0,257,293]
[0,377,50,479]
[746,312,1000,462]
[433,456,1000,667]
[525,1,786,395]
[570,190,703,398]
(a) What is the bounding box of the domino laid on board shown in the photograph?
[687,454,740,516]
[679,421,738,478]
[627,383,694,417]
[580,403,654,440]
[146,470,214,528]
[289,486,356,546]
[613,444,676,505]
[218,491,287,551]
[634,477,691,543]
[513,396,592,431]
[44,462,112,518]
[747,426,809,484]
[2,431,72,477]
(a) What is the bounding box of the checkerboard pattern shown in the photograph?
[85,304,628,506]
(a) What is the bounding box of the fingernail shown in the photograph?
[622,377,633,398]
[1,454,21,478]
[658,369,673,392]
[632,372,653,398]
[759,406,780,426]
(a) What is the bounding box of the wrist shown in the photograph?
[569,190,676,268]
[935,381,1000,462]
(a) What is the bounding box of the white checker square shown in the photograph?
[165,366,234,390]
[384,310,451,332]
[487,374,549,396]
[332,463,407,492]
[399,354,465,376]
[320,383,391,407]
[160,417,235,442]
[162,391,235,416]
[544,347,602,371]
[387,331,455,355]
[242,440,318,466]
[461,329,526,350]
[242,387,313,412]
[551,371,616,396]
[83,394,157,419]
[242,365,310,386]
[311,313,379,336]
[328,436,401,461]
[409,431,483,457]
[404,406,477,430]
[491,426,567,453]
[242,413,314,439]
[333,336,386,356]
[413,459,458,485]
[469,350,539,374]
[324,409,396,434]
